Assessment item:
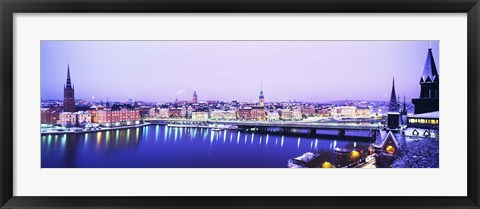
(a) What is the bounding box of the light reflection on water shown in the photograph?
[41,125,370,168]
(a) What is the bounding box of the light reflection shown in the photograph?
[333,140,337,149]
[297,137,301,149]
[136,128,139,141]
[174,128,178,141]
[259,136,262,145]
[223,131,226,143]
[315,139,318,149]
[281,136,284,147]
[164,126,169,141]
[126,129,131,142]
[236,131,240,144]
[266,135,269,145]
[155,125,159,141]
[168,127,173,141]
[96,132,102,148]
[145,126,149,136]
[179,127,183,140]
[61,134,67,149]
[251,133,254,144]
[106,131,110,143]
[229,132,233,143]
[203,128,207,141]
[116,130,119,144]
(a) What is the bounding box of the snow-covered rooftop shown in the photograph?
[408,111,439,119]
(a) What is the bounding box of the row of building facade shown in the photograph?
[42,105,141,127]
[147,105,373,121]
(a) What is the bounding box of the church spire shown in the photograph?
[259,80,264,98]
[63,64,75,112]
[259,80,265,107]
[412,47,440,114]
[65,64,73,89]
[388,77,398,112]
[420,48,439,83]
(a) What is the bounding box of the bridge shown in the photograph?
[145,118,384,141]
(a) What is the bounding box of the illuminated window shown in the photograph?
[386,145,395,154]
[322,161,333,168]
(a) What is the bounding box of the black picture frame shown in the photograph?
[1,0,479,208]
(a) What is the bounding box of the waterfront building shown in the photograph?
[148,108,157,118]
[158,108,169,118]
[412,48,439,114]
[238,107,252,120]
[63,65,75,112]
[210,110,237,120]
[180,106,187,118]
[192,91,198,104]
[186,106,194,118]
[388,78,399,112]
[59,112,77,127]
[251,106,266,121]
[76,111,92,126]
[266,110,280,121]
[138,106,151,118]
[316,108,331,117]
[356,106,371,118]
[292,108,302,120]
[41,107,61,125]
[168,107,183,118]
[301,105,316,116]
[332,106,357,118]
[95,104,140,126]
[279,108,302,121]
[192,111,209,121]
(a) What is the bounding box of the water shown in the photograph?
[41,125,370,168]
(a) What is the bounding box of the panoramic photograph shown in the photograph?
[40,41,439,168]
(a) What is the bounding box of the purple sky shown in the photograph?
[41,41,439,103]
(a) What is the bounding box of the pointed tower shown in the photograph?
[63,65,75,112]
[259,81,265,107]
[412,48,439,114]
[192,91,198,104]
[388,78,398,112]
[401,95,407,115]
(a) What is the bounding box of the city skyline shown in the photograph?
[41,41,439,102]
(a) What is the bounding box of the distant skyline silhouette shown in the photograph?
[41,41,439,103]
